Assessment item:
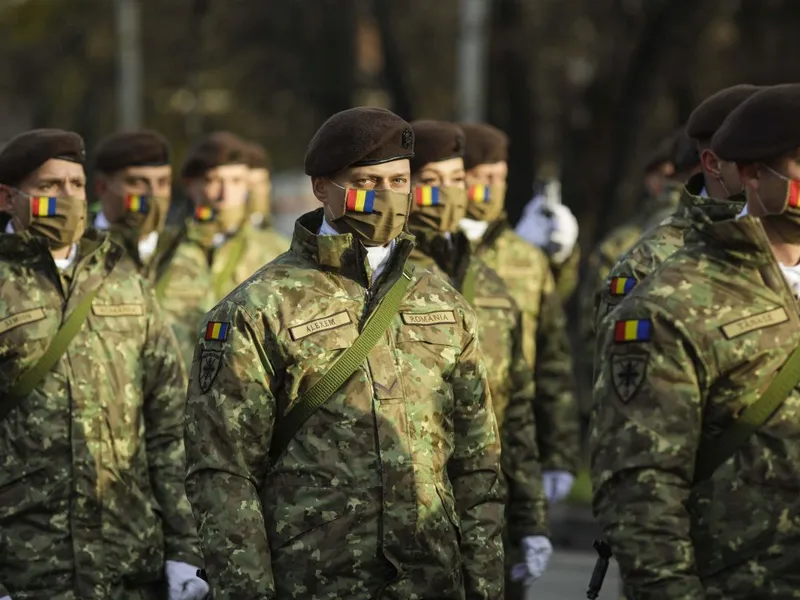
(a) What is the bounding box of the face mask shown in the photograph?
[215,202,248,234]
[326,182,410,246]
[247,181,271,222]
[408,185,468,234]
[464,182,507,222]
[754,166,800,227]
[13,193,86,249]
[113,192,169,237]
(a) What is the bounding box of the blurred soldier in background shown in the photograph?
[243,140,290,252]
[0,129,206,600]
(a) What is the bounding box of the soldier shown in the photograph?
[92,130,215,367]
[458,122,581,504]
[405,120,552,596]
[0,129,206,600]
[184,107,505,600]
[181,131,287,303]
[591,83,800,599]
[243,140,291,257]
[594,85,760,327]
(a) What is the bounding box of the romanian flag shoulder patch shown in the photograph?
[345,189,376,213]
[468,185,490,203]
[609,277,637,297]
[414,186,440,206]
[613,319,651,343]
[32,197,57,217]
[205,321,230,342]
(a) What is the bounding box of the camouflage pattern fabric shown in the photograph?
[595,175,744,332]
[108,225,215,369]
[184,209,505,600]
[591,215,800,599]
[474,218,580,474]
[409,229,548,541]
[0,229,201,600]
[550,243,581,300]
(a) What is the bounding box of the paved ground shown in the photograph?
[526,550,621,600]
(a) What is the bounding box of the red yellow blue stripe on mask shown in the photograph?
[414,186,440,206]
[31,196,57,217]
[345,189,376,213]
[125,194,149,213]
[468,185,490,203]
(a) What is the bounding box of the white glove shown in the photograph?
[543,470,575,504]
[0,595,11,600]
[165,560,209,600]
[510,535,553,586]
[515,193,579,265]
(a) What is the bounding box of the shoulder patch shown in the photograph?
[611,353,648,403]
[721,307,789,340]
[205,321,230,341]
[0,307,46,335]
[613,319,651,343]
[289,311,352,341]
[198,349,223,393]
[92,304,145,317]
[401,310,457,326]
[472,296,514,310]
[608,276,636,297]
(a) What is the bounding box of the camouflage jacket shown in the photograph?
[550,243,581,300]
[109,225,215,369]
[473,218,580,473]
[575,184,683,415]
[409,229,548,540]
[594,175,744,330]
[591,216,800,599]
[184,209,505,600]
[0,230,201,599]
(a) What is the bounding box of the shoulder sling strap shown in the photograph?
[694,342,800,482]
[1,286,102,421]
[268,265,413,465]
[461,264,478,305]
[213,232,248,299]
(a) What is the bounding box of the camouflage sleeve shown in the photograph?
[184,300,275,600]
[590,300,707,598]
[141,288,203,567]
[534,268,581,473]
[448,315,505,600]
[502,315,548,541]
[550,243,580,300]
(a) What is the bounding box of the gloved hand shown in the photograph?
[510,535,553,586]
[165,560,210,600]
[543,470,575,504]
[515,191,579,265]
[1,595,12,600]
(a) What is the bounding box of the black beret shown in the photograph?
[0,128,85,186]
[460,122,508,169]
[181,131,248,178]
[409,120,465,173]
[686,84,762,143]
[671,128,700,173]
[93,130,171,174]
[243,141,271,170]
[643,129,681,173]
[712,84,800,164]
[304,107,414,177]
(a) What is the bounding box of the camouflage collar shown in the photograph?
[407,227,473,284]
[479,215,509,249]
[291,208,415,286]
[678,176,745,225]
[694,216,775,264]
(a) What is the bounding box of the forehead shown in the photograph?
[206,163,249,179]
[119,164,172,179]
[469,161,505,173]
[343,158,411,179]
[30,158,86,181]
[418,157,465,175]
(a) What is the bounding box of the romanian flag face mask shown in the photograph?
[325,181,411,247]
[464,182,507,222]
[19,193,87,249]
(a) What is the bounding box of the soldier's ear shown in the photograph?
[311,177,331,204]
[700,149,722,178]
[0,185,14,212]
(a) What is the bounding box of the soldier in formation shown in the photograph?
[592,83,800,598]
[0,129,206,600]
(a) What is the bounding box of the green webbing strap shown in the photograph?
[268,265,413,465]
[694,343,800,482]
[1,286,102,422]
[213,232,247,299]
[154,267,173,303]
[461,264,478,305]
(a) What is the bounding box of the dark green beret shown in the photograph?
[93,130,171,174]
[244,141,271,170]
[409,120,465,173]
[671,128,700,173]
[643,129,681,173]
[686,84,762,143]
[0,128,85,186]
[304,107,414,177]
[460,122,508,169]
[712,84,800,163]
[181,131,248,178]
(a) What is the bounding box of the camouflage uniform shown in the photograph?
[409,229,548,538]
[550,244,581,300]
[576,183,684,416]
[107,225,215,369]
[594,175,744,329]
[473,217,580,474]
[185,209,505,600]
[0,230,201,600]
[591,215,800,599]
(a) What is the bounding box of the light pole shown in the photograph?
[457,0,491,122]
[115,0,142,129]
